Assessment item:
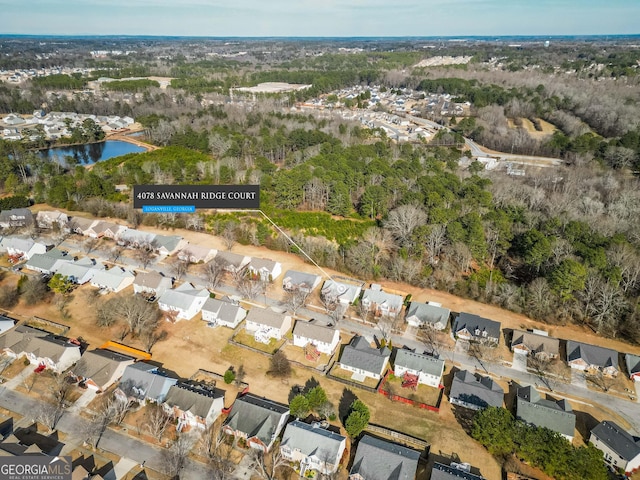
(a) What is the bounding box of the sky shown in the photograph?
[0,0,638,37]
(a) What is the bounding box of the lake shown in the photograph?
[39,140,147,165]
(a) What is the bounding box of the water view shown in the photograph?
[39,140,147,164]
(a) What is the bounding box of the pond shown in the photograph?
[39,140,147,165]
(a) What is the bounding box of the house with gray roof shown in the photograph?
[245,308,292,342]
[177,244,217,264]
[157,283,209,321]
[213,251,251,274]
[566,341,619,376]
[69,217,97,235]
[449,370,504,410]
[405,301,450,330]
[0,237,48,261]
[24,248,70,275]
[349,434,420,480]
[201,297,246,329]
[163,380,225,431]
[361,285,404,317]
[0,325,81,373]
[133,270,172,297]
[430,462,486,480]
[516,386,576,441]
[510,330,560,360]
[72,349,135,392]
[117,229,156,248]
[453,313,501,345]
[119,362,178,403]
[393,349,444,388]
[626,353,640,382]
[0,208,33,229]
[247,258,282,282]
[282,270,322,293]
[293,320,341,355]
[56,257,103,285]
[85,221,125,239]
[321,279,362,306]
[589,421,640,476]
[223,393,290,452]
[153,234,188,256]
[280,420,346,476]
[90,267,135,293]
[338,336,391,380]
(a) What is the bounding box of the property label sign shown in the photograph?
[133,185,260,210]
[0,456,72,480]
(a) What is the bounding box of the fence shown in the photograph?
[325,370,380,394]
[377,371,442,412]
[365,423,430,451]
[24,316,70,336]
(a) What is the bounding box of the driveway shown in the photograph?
[511,351,528,372]
[571,369,588,389]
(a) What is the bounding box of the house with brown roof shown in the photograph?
[292,320,340,355]
[510,330,560,360]
[177,245,217,264]
[163,380,225,431]
[133,270,172,297]
[72,349,136,392]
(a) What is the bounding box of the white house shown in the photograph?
[338,336,391,380]
[361,285,404,317]
[90,267,135,293]
[177,245,217,264]
[118,229,156,248]
[244,308,292,343]
[280,420,346,476]
[157,283,209,321]
[282,270,322,293]
[153,235,188,256]
[0,237,48,261]
[292,320,341,356]
[56,258,103,285]
[201,297,246,328]
[393,349,444,388]
[0,208,33,229]
[213,251,251,274]
[24,249,70,275]
[247,258,282,282]
[133,271,172,297]
[405,301,450,330]
[321,279,362,305]
[163,381,225,432]
[85,221,126,239]
[590,421,640,476]
[36,210,69,230]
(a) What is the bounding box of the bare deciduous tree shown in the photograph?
[425,224,447,266]
[282,288,310,315]
[162,432,197,479]
[236,275,267,301]
[83,237,99,254]
[222,222,238,251]
[169,257,190,281]
[145,404,172,443]
[250,446,288,480]
[204,258,227,290]
[383,204,427,247]
[134,243,155,269]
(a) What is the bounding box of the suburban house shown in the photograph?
[360,285,404,317]
[56,257,103,285]
[223,394,290,452]
[247,258,282,282]
[320,279,362,305]
[72,349,136,392]
[510,330,560,360]
[163,380,225,431]
[213,251,251,274]
[244,308,292,343]
[24,248,70,275]
[431,463,486,480]
[292,320,341,356]
[85,220,125,239]
[393,349,445,388]
[118,229,156,248]
[157,283,209,321]
[0,237,48,261]
[36,210,69,230]
[282,270,322,293]
[0,208,34,229]
[69,217,96,235]
[453,312,501,345]
[349,434,420,480]
[566,341,619,376]
[589,421,640,476]
[201,297,247,328]
[119,362,179,403]
[0,427,65,457]
[177,245,217,264]
[516,386,576,441]
[405,301,450,330]
[90,267,135,293]
[0,325,81,373]
[153,234,188,256]
[626,354,640,382]
[133,271,172,297]
[280,420,346,476]
[338,336,391,381]
[449,370,504,410]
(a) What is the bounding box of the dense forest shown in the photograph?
[1,39,640,344]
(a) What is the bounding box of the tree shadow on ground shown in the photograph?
[575,410,599,443]
[451,405,477,436]
[338,388,358,424]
